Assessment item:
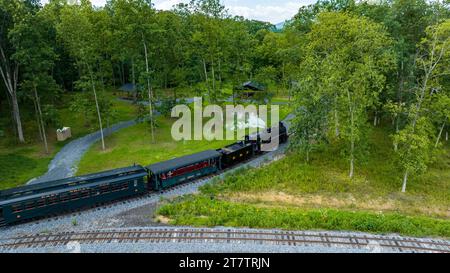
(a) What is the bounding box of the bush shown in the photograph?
[157,98,177,117]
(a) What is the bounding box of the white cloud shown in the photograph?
[41,0,106,5]
[227,1,314,23]
[40,0,316,23]
[153,0,187,10]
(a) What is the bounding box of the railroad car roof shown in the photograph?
[146,150,222,174]
[219,142,252,154]
[0,172,147,206]
[0,165,147,200]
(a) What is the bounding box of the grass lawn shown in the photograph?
[0,92,137,189]
[157,125,450,238]
[77,100,294,175]
[76,117,236,175]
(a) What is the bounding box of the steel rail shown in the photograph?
[1,229,448,253]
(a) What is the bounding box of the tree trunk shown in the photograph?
[211,58,216,101]
[120,61,125,85]
[111,62,116,87]
[142,35,155,143]
[435,120,446,148]
[11,95,25,143]
[88,66,106,151]
[218,59,222,89]
[131,58,137,103]
[34,84,48,154]
[203,58,210,99]
[347,90,355,179]
[0,46,24,143]
[33,97,44,142]
[401,171,408,193]
[334,92,340,137]
[6,93,17,139]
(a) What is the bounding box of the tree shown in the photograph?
[57,1,106,150]
[187,0,228,102]
[0,0,36,143]
[291,0,356,33]
[10,9,58,153]
[292,12,395,178]
[395,19,450,192]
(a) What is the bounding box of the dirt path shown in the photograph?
[27,120,138,184]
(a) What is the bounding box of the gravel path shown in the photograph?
[27,120,139,184]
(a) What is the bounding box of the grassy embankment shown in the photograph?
[157,125,450,238]
[0,92,137,189]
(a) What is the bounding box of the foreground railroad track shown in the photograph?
[1,228,449,253]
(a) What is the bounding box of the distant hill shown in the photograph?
[275,21,286,31]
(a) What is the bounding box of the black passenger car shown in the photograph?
[147,150,222,191]
[0,166,148,225]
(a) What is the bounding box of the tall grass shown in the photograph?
[158,196,450,238]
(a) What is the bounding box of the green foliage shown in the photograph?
[158,197,450,237]
[157,98,177,117]
[157,125,450,236]
[291,11,396,177]
[394,118,435,176]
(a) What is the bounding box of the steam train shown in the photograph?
[0,122,288,226]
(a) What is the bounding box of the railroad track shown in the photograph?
[0,228,448,253]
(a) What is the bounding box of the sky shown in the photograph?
[40,0,318,24]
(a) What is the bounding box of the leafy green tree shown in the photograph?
[57,1,107,150]
[293,12,395,178]
[395,19,450,192]
[10,9,58,153]
[0,0,39,143]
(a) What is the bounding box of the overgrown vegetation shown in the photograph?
[157,125,449,237]
[158,197,450,238]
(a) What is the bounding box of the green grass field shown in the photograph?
[77,100,293,175]
[76,117,236,175]
[157,125,450,238]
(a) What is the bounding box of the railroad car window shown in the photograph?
[70,191,81,201]
[60,193,70,202]
[166,161,211,178]
[47,196,58,205]
[37,199,46,207]
[80,189,90,198]
[12,204,22,213]
[25,201,35,210]
[99,185,109,194]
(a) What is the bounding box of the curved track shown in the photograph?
[1,228,449,253]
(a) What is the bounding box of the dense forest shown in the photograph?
[0,0,449,192]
